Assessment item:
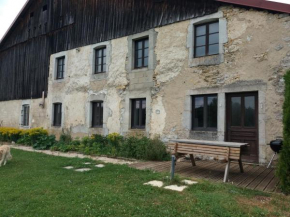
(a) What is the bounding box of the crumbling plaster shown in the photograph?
[1,6,289,163]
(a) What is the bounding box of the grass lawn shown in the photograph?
[0,149,289,217]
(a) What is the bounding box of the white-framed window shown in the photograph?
[52,51,68,81]
[188,11,228,67]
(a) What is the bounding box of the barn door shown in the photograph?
[226,92,259,163]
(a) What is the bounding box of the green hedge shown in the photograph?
[277,70,290,194]
[0,127,170,161]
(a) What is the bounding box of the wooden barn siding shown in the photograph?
[0,0,219,101]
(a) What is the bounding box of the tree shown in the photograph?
[277,70,290,194]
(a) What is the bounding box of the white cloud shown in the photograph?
[267,0,290,4]
[0,0,27,41]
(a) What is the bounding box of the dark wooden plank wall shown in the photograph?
[0,0,219,101]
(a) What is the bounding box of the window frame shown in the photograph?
[56,56,65,80]
[134,37,149,69]
[131,98,146,129]
[91,101,104,128]
[53,103,62,127]
[194,21,219,58]
[192,94,218,131]
[21,104,30,127]
[94,47,107,74]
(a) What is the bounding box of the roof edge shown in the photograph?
[216,0,290,13]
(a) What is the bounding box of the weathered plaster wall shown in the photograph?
[1,6,289,163]
[0,98,47,129]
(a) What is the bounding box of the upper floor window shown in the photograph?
[56,57,65,79]
[192,95,217,130]
[53,103,62,127]
[134,38,149,69]
[95,47,106,74]
[92,101,103,128]
[131,98,146,129]
[21,105,30,127]
[194,22,219,58]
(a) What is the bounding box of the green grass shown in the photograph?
[0,150,289,217]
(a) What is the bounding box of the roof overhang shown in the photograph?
[216,0,290,13]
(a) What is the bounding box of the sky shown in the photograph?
[0,0,27,41]
[0,0,289,41]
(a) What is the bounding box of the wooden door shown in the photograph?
[226,92,259,163]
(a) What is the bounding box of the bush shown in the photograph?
[0,127,48,145]
[277,70,290,194]
[1,126,170,161]
[33,135,56,150]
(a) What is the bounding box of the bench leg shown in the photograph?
[223,160,231,183]
[239,159,244,173]
[190,154,196,167]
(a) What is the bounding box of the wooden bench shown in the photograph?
[168,139,247,182]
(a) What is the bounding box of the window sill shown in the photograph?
[91,72,107,81]
[130,128,146,131]
[191,129,217,132]
[52,126,62,128]
[53,79,65,83]
[131,67,149,73]
[189,53,223,67]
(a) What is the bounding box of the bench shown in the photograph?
[168,139,247,182]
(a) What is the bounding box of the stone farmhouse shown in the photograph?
[0,0,289,164]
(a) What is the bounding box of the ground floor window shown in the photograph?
[192,95,217,130]
[21,105,30,126]
[53,103,62,127]
[92,101,103,128]
[131,98,146,129]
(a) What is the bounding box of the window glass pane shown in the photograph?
[103,48,106,56]
[195,46,206,57]
[231,97,241,126]
[103,64,106,72]
[144,48,149,57]
[98,65,102,72]
[144,39,149,48]
[136,41,143,49]
[103,56,106,64]
[133,101,140,127]
[196,25,206,36]
[98,49,102,56]
[137,50,143,58]
[209,22,219,34]
[141,100,146,126]
[207,96,217,128]
[144,57,148,67]
[209,33,219,44]
[208,44,219,55]
[137,58,142,68]
[194,97,204,128]
[244,96,255,127]
[196,36,206,46]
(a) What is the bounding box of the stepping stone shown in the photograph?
[144,180,164,188]
[164,185,188,192]
[75,168,92,172]
[182,180,198,185]
[95,164,105,168]
[84,162,92,165]
[63,166,74,170]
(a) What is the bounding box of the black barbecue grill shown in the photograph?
[267,139,283,168]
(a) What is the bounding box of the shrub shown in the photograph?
[0,127,48,144]
[33,135,56,150]
[277,70,290,194]
[0,127,24,142]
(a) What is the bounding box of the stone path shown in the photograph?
[143,179,198,192]
[9,144,136,165]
